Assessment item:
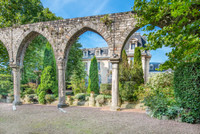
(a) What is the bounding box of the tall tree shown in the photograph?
[119,49,130,82]
[88,56,99,94]
[133,0,200,70]
[43,42,56,69]
[131,47,144,85]
[0,0,62,76]
[66,41,85,82]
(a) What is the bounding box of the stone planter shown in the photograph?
[6,96,14,103]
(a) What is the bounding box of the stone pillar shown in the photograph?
[57,62,68,108]
[11,65,22,105]
[145,57,151,83]
[142,56,146,82]
[110,57,120,111]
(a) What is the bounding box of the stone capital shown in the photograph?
[9,63,20,71]
[110,57,120,64]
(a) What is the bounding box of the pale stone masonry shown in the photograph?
[0,11,156,110]
[82,33,151,85]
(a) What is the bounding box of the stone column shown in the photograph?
[57,62,68,108]
[142,56,146,83]
[110,57,120,111]
[11,65,22,105]
[145,57,151,83]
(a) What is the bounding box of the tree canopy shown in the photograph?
[133,0,200,70]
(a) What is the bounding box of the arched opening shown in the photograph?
[65,27,111,97]
[17,31,57,104]
[0,41,12,100]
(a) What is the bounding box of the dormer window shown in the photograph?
[131,43,135,50]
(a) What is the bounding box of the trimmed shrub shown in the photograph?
[95,95,105,104]
[74,93,86,101]
[100,84,111,95]
[45,94,56,104]
[174,62,200,123]
[38,91,46,104]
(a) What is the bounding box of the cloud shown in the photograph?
[93,0,110,15]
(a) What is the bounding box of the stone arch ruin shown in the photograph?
[0,11,150,110]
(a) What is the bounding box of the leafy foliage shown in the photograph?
[131,47,144,85]
[68,71,86,95]
[0,74,13,97]
[142,72,175,119]
[100,84,111,95]
[88,56,99,94]
[0,43,10,74]
[38,91,46,104]
[74,93,86,101]
[66,41,86,81]
[45,94,56,104]
[67,41,86,94]
[37,66,58,96]
[119,49,144,102]
[174,62,200,123]
[119,50,130,82]
[133,0,200,70]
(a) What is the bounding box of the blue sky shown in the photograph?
[41,0,171,63]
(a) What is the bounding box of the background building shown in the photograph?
[82,33,151,85]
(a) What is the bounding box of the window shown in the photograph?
[98,62,100,70]
[131,43,135,50]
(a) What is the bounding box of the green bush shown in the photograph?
[119,81,139,102]
[0,74,13,97]
[95,95,105,104]
[38,91,46,104]
[45,94,56,104]
[100,84,111,95]
[37,66,58,97]
[166,106,181,120]
[74,93,86,101]
[27,94,38,103]
[174,62,200,123]
[142,72,175,119]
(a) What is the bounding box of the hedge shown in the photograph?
[174,62,200,123]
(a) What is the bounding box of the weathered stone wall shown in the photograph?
[0,11,138,66]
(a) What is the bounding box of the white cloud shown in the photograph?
[93,0,110,15]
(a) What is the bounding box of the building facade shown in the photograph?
[82,33,151,85]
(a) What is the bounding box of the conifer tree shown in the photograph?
[132,47,144,85]
[119,49,130,82]
[37,42,58,97]
[87,56,99,94]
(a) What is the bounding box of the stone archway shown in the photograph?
[0,11,150,110]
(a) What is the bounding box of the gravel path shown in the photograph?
[0,103,199,134]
